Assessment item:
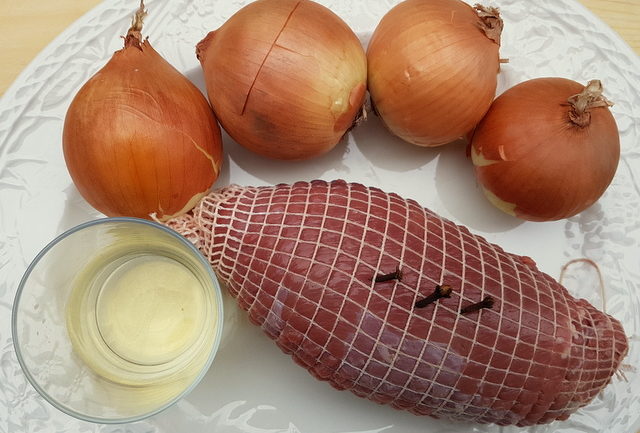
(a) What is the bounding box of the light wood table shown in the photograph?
[1,0,639,96]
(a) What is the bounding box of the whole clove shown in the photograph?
[415,284,453,308]
[460,296,495,315]
[375,266,403,283]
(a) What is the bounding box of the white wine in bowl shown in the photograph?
[12,218,223,423]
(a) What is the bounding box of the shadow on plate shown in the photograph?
[183,66,209,98]
[220,129,352,185]
[351,111,441,172]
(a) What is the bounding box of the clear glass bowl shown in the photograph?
[11,217,224,424]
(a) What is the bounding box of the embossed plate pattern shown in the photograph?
[0,1,639,432]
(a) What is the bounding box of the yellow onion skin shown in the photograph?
[367,0,501,147]
[470,77,620,222]
[196,0,367,160]
[63,38,223,221]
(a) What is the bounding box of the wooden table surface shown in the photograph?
[0,0,639,96]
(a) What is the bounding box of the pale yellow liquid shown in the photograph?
[66,242,219,413]
[95,255,206,366]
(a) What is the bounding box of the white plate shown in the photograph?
[1,0,639,432]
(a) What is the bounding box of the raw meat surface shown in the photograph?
[168,179,627,426]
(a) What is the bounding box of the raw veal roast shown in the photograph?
[167,179,627,426]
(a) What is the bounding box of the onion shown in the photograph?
[367,0,503,147]
[470,78,620,221]
[63,2,223,221]
[196,0,367,160]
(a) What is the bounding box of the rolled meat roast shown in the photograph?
[168,179,627,426]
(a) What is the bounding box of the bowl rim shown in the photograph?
[11,216,224,424]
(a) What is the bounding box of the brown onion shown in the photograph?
[196,0,367,160]
[367,0,502,147]
[470,78,620,221]
[63,3,222,221]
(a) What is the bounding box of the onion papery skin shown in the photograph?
[63,38,223,221]
[470,77,620,222]
[367,0,501,147]
[196,0,367,160]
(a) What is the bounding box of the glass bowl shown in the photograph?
[11,217,224,423]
